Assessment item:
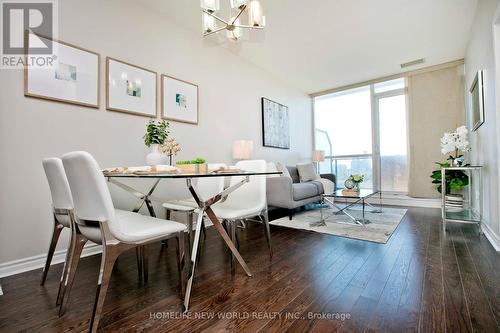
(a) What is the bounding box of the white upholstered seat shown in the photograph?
[211,160,272,259]
[62,151,186,333]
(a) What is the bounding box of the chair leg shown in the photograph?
[56,221,77,306]
[187,211,194,254]
[58,233,87,317]
[136,247,143,281]
[229,221,236,274]
[143,246,149,284]
[40,218,64,286]
[288,209,294,220]
[201,218,207,240]
[89,243,127,333]
[261,214,273,258]
[56,244,72,305]
[175,232,185,297]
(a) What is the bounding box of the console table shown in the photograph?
[441,166,483,234]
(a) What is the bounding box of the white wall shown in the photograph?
[0,0,312,265]
[465,0,500,247]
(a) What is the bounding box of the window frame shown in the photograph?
[313,79,408,193]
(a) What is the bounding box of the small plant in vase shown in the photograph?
[143,119,170,166]
[176,157,207,174]
[344,174,364,191]
[159,137,181,165]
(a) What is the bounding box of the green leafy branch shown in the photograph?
[143,120,169,147]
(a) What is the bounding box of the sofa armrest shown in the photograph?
[320,173,336,186]
[266,176,295,209]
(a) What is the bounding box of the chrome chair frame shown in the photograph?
[85,219,185,333]
[223,208,272,271]
[40,207,69,287]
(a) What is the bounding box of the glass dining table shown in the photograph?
[103,169,280,311]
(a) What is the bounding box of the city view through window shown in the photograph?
[314,78,408,193]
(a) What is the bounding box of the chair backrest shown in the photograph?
[225,160,266,211]
[195,163,226,200]
[42,158,74,210]
[61,151,115,222]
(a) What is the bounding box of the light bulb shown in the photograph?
[200,0,219,12]
[230,0,247,9]
[249,0,264,27]
[202,13,215,33]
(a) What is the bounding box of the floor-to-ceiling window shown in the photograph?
[314,78,408,193]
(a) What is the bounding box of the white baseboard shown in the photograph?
[482,222,500,251]
[0,243,102,280]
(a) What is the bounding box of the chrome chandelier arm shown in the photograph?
[231,4,247,24]
[234,24,264,29]
[202,9,230,25]
[203,26,227,37]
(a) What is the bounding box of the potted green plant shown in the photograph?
[430,126,471,211]
[348,174,364,190]
[176,157,207,174]
[143,120,169,166]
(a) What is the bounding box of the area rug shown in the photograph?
[270,207,407,244]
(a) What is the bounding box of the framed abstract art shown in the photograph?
[106,57,157,117]
[24,33,100,108]
[161,74,199,125]
[261,97,290,149]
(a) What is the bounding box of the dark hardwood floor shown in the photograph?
[0,207,499,332]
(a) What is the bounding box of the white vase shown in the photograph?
[146,144,168,166]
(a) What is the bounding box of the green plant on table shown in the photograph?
[176,157,206,165]
[430,162,469,194]
[143,120,169,147]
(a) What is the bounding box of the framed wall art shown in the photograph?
[262,97,290,149]
[106,57,157,117]
[161,74,198,125]
[469,70,485,131]
[24,33,100,108]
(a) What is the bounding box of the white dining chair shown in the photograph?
[162,164,226,252]
[211,160,272,264]
[42,158,142,317]
[41,158,74,303]
[61,151,187,333]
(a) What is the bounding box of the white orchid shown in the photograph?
[440,126,470,157]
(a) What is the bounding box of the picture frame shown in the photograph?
[24,33,100,108]
[161,74,199,125]
[106,57,157,117]
[261,97,290,149]
[469,70,485,131]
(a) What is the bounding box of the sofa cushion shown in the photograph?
[309,180,324,193]
[287,166,300,183]
[293,182,320,200]
[297,163,318,182]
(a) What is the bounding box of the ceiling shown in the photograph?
[139,0,478,94]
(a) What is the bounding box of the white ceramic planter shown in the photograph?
[146,144,168,166]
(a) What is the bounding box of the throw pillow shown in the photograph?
[297,163,318,182]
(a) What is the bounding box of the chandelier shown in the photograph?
[200,0,266,41]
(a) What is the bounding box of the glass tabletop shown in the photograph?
[328,188,380,199]
[104,170,282,179]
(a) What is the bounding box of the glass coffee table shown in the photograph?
[310,189,382,227]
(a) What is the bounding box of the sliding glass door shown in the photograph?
[314,78,408,193]
[314,86,374,189]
